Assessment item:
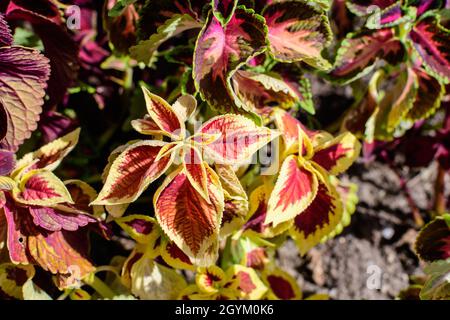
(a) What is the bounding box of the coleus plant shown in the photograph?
[92,87,280,266]
[0,129,106,292]
[332,0,450,141]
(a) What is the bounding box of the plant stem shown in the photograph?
[83,275,115,299]
[382,152,424,227]
[433,162,447,217]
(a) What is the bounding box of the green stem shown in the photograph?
[83,275,115,299]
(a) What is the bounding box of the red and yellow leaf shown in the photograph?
[263,1,332,69]
[13,170,73,206]
[141,87,185,139]
[116,214,160,245]
[93,140,172,205]
[182,146,209,200]
[262,268,302,300]
[15,128,80,172]
[410,15,450,83]
[265,156,318,226]
[290,169,343,255]
[160,238,195,271]
[226,265,267,300]
[154,167,224,266]
[330,29,405,83]
[312,132,361,175]
[200,114,279,165]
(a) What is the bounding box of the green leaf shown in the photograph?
[108,0,137,18]
[130,14,202,65]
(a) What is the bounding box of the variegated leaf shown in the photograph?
[290,168,343,255]
[130,14,202,65]
[212,0,238,25]
[406,68,444,122]
[330,29,404,84]
[231,70,300,113]
[415,214,450,262]
[193,8,267,116]
[116,215,160,245]
[262,267,302,300]
[129,247,187,300]
[160,238,195,270]
[263,0,332,69]
[141,87,185,139]
[226,265,268,300]
[0,150,15,176]
[410,15,450,83]
[92,140,172,205]
[200,114,279,165]
[265,155,319,226]
[154,167,224,266]
[13,170,73,206]
[0,46,51,151]
[312,132,361,175]
[16,128,80,172]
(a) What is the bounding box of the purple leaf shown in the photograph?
[0,46,51,151]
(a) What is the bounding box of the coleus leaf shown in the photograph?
[330,29,405,84]
[289,168,343,255]
[6,0,79,106]
[182,145,209,200]
[199,114,279,165]
[3,200,94,278]
[410,15,450,83]
[244,183,293,238]
[347,0,405,29]
[92,140,173,205]
[195,265,226,294]
[225,265,268,300]
[346,0,397,16]
[321,177,359,241]
[139,87,185,139]
[154,166,224,266]
[193,8,267,116]
[415,214,450,262]
[408,0,443,17]
[231,70,301,113]
[420,258,450,300]
[103,0,139,55]
[15,128,81,172]
[0,46,50,151]
[160,238,195,270]
[13,170,73,206]
[0,263,34,300]
[312,132,362,175]
[265,155,319,226]
[108,0,138,18]
[215,164,249,236]
[372,67,418,138]
[212,0,238,24]
[405,67,445,121]
[0,150,15,176]
[0,13,13,46]
[28,206,96,232]
[129,248,187,300]
[130,14,202,65]
[137,0,202,40]
[262,0,332,69]
[116,214,161,245]
[262,267,302,300]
